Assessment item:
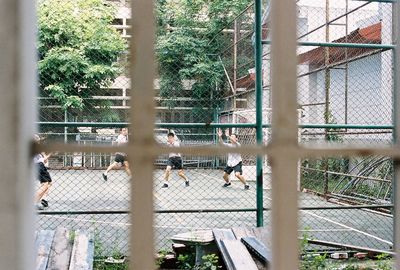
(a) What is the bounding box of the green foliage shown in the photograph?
[155,249,169,268]
[376,253,392,270]
[200,254,221,270]
[175,250,221,270]
[93,261,128,270]
[300,253,327,270]
[38,0,126,116]
[301,157,349,193]
[299,228,328,270]
[299,227,311,253]
[177,253,193,269]
[342,265,360,270]
[324,110,343,143]
[156,0,251,122]
[301,110,349,192]
[68,231,76,244]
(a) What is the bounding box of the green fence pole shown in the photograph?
[393,0,399,253]
[255,0,264,227]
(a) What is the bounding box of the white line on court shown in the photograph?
[299,229,352,232]
[302,211,393,245]
[190,170,393,246]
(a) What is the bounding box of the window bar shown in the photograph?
[270,0,299,269]
[130,0,156,269]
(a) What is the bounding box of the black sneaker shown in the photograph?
[102,173,107,181]
[162,183,169,188]
[244,184,250,190]
[223,182,231,187]
[41,199,48,208]
[185,181,189,187]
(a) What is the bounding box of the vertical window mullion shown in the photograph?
[130,0,156,269]
[270,0,299,269]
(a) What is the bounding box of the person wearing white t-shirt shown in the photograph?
[217,129,249,190]
[102,128,131,180]
[33,134,53,210]
[162,132,189,188]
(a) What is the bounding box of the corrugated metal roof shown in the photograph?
[298,22,382,66]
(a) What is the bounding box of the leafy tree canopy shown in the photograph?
[156,0,251,121]
[38,0,126,111]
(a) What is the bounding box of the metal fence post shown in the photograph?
[393,0,400,268]
[255,0,264,228]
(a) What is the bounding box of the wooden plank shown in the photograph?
[232,227,269,269]
[221,239,258,270]
[47,228,73,270]
[68,230,94,270]
[213,229,236,241]
[232,226,255,240]
[251,227,272,249]
[171,230,214,245]
[35,230,56,270]
[213,229,236,270]
[241,237,272,264]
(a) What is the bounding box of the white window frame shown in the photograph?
[2,0,397,269]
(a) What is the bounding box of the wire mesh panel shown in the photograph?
[295,0,395,259]
[36,0,132,265]
[153,128,259,250]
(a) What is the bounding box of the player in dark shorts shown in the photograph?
[33,134,53,210]
[102,128,131,181]
[162,132,189,188]
[217,129,249,190]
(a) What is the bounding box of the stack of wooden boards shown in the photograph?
[35,228,94,270]
[213,227,271,270]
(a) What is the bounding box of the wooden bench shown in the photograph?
[213,227,272,270]
[35,228,94,270]
[170,230,218,265]
[171,227,272,269]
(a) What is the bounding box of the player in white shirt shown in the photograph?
[162,132,189,188]
[33,134,53,210]
[217,129,249,190]
[102,128,131,180]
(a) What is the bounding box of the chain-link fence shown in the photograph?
[35,0,396,266]
[211,0,395,256]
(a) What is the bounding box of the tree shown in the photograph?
[38,0,126,121]
[156,0,252,123]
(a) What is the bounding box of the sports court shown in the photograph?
[37,168,393,254]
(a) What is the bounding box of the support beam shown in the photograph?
[0,0,36,269]
[130,0,156,269]
[270,0,299,268]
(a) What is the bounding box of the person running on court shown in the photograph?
[217,129,250,190]
[33,134,53,210]
[162,132,189,188]
[102,128,131,180]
